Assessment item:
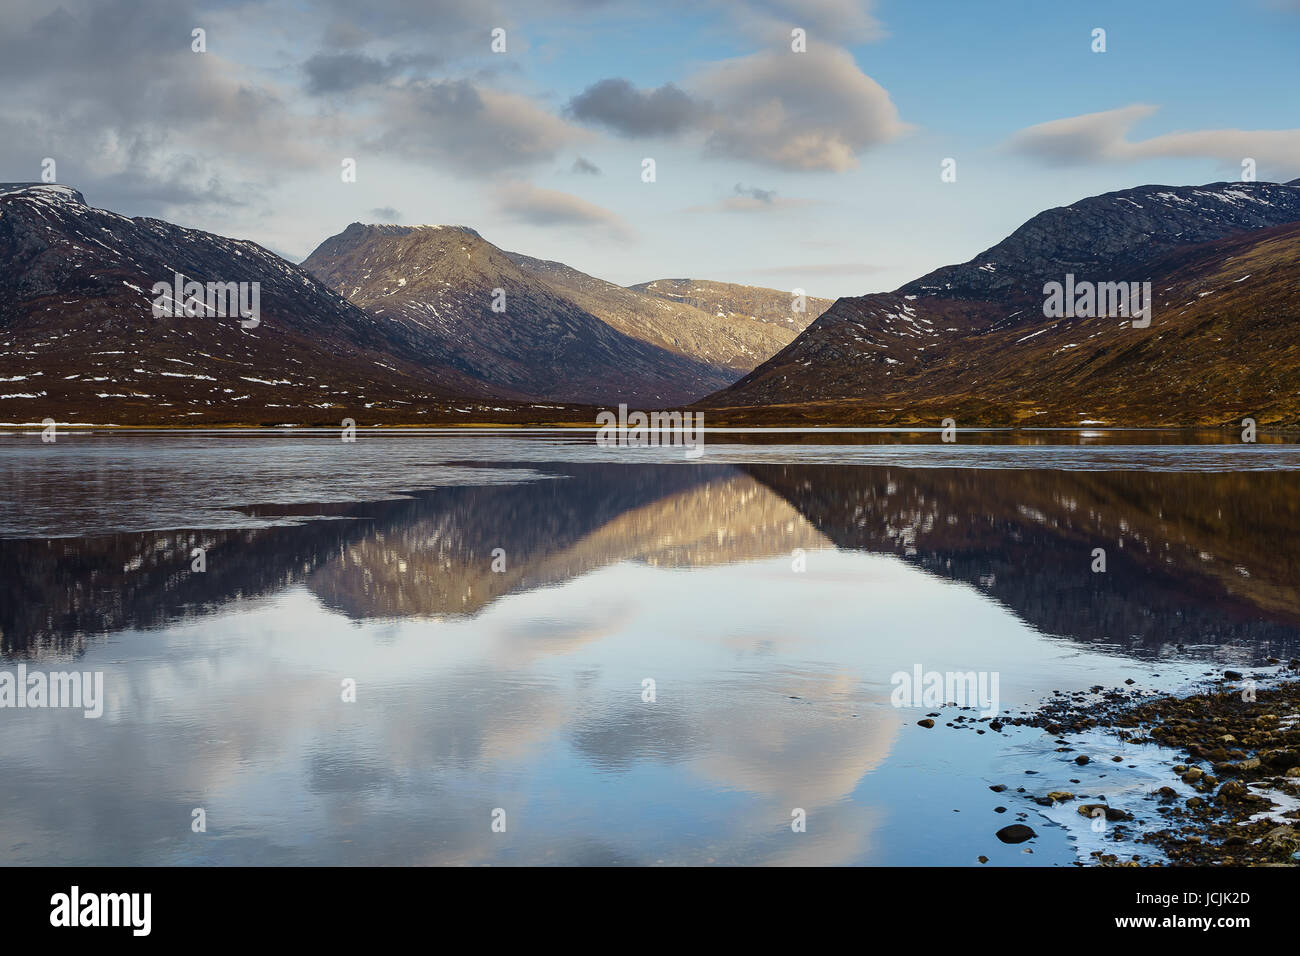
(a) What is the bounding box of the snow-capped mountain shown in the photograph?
[900,180,1300,301]
[708,181,1300,427]
[0,184,511,425]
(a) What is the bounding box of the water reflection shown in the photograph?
[745,464,1300,660]
[5,461,1299,661]
[3,443,1300,866]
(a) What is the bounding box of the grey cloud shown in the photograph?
[303,50,443,94]
[90,167,249,216]
[0,0,317,220]
[305,52,402,94]
[685,184,820,214]
[372,80,586,174]
[369,206,402,221]
[560,50,907,170]
[309,0,502,40]
[734,183,776,202]
[321,20,371,49]
[564,78,704,138]
[572,156,602,175]
[494,180,634,239]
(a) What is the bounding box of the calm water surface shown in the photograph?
[2,431,1299,865]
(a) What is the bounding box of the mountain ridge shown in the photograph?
[7,179,1300,427]
[505,253,826,375]
[302,221,733,406]
[0,183,525,425]
[705,180,1300,426]
[305,221,829,405]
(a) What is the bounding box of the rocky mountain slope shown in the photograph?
[506,255,823,375]
[706,181,1300,426]
[0,183,828,424]
[630,278,832,333]
[0,183,517,425]
[303,223,732,406]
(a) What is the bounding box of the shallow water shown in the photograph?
[1,431,1298,865]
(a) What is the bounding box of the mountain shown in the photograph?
[506,256,824,376]
[14,177,1296,428]
[302,223,734,406]
[0,184,825,423]
[899,180,1300,301]
[629,278,832,334]
[706,181,1300,426]
[0,183,524,425]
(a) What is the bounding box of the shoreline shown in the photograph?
[3,422,1299,439]
[1005,665,1300,865]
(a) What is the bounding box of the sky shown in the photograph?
[2,0,1299,298]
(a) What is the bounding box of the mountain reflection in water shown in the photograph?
[4,462,1299,662]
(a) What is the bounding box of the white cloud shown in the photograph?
[691,48,909,171]
[1006,105,1300,176]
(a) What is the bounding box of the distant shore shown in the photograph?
[4,420,1299,440]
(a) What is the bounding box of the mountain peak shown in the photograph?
[303,218,743,405]
[900,180,1300,301]
[343,222,482,240]
[0,182,88,206]
[0,186,495,424]
[710,179,1300,426]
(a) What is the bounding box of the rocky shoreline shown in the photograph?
[1001,662,1300,865]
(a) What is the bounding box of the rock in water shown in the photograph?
[995,824,1037,844]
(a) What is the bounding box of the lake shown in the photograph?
[2,429,1298,865]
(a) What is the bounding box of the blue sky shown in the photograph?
[2,0,1298,297]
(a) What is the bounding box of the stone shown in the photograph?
[1217,781,1247,802]
[996,824,1036,844]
